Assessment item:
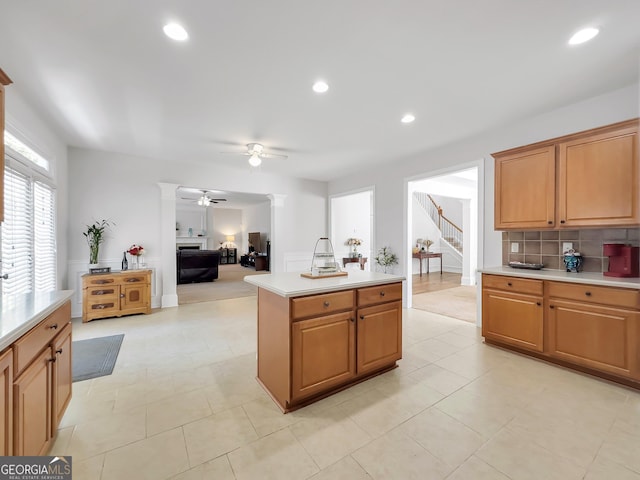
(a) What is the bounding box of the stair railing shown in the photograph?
[413,192,463,254]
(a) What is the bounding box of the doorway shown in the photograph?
[406,165,481,324]
[329,188,374,270]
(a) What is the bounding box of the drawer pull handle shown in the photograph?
[585,291,592,296]
[49,324,58,330]
[323,301,330,307]
[126,278,141,283]
[55,348,63,355]
[48,357,56,363]
[94,279,113,284]
[360,315,365,320]
[94,289,114,295]
[380,291,385,297]
[92,303,114,310]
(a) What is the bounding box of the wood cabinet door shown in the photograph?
[51,324,72,435]
[121,284,149,312]
[548,299,638,379]
[558,124,639,227]
[494,146,556,229]
[482,289,544,352]
[0,349,12,456]
[13,349,52,456]
[357,301,402,375]
[291,311,356,401]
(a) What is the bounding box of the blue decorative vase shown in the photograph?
[563,253,583,272]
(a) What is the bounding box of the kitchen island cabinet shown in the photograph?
[245,271,404,412]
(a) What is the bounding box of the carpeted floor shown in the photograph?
[412,285,478,323]
[177,264,268,304]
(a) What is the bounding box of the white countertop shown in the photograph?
[0,290,74,351]
[244,270,405,298]
[480,266,640,289]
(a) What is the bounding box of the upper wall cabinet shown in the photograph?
[0,68,13,224]
[493,119,639,230]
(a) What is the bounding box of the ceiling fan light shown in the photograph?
[249,154,262,167]
[163,23,189,41]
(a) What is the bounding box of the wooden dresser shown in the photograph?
[82,270,151,322]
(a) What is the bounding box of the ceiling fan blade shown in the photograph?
[220,151,251,156]
[262,153,288,159]
[209,198,226,201]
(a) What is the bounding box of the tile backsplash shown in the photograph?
[502,228,639,272]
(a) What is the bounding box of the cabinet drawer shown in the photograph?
[86,299,119,316]
[291,290,354,320]
[547,282,639,309]
[357,283,402,307]
[86,286,119,299]
[119,273,149,284]
[482,274,543,296]
[13,301,71,377]
[84,274,118,286]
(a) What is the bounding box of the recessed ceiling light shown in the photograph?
[568,27,599,45]
[401,113,415,124]
[163,23,189,41]
[312,81,329,93]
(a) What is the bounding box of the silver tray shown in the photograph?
[508,261,544,270]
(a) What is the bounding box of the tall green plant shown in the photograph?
[83,219,112,264]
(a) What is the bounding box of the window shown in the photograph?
[2,136,56,295]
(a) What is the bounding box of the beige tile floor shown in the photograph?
[53,297,640,480]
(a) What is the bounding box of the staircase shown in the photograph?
[414,192,463,254]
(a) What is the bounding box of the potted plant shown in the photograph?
[83,219,112,266]
[374,246,398,273]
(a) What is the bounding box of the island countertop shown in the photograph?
[0,290,74,351]
[480,266,640,289]
[244,270,405,298]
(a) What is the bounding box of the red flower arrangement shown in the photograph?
[127,244,145,256]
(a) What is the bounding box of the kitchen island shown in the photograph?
[245,271,405,412]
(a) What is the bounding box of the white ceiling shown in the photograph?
[1,1,639,182]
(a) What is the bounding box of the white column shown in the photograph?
[158,182,180,308]
[268,194,287,273]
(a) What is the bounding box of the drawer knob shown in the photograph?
[49,324,58,330]
[350,317,355,323]
[323,301,330,307]
[120,293,125,298]
[380,291,385,297]
[536,302,541,306]
[560,220,566,224]
[547,221,552,225]
[550,305,555,309]
[507,282,512,287]
[585,291,592,296]
[360,315,365,320]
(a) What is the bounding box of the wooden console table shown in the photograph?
[342,257,367,270]
[412,252,442,276]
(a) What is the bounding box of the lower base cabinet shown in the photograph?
[10,301,72,456]
[0,349,13,456]
[482,274,640,387]
[259,282,402,412]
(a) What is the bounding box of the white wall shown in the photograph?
[210,208,242,250]
[4,87,69,289]
[242,201,271,254]
[329,83,640,298]
[67,147,327,316]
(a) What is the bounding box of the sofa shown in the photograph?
[176,249,220,284]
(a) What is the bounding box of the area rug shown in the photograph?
[412,286,478,323]
[177,264,268,304]
[72,334,124,382]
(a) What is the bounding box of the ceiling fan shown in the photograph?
[180,190,227,206]
[221,143,288,167]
